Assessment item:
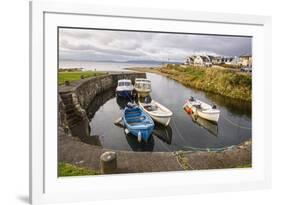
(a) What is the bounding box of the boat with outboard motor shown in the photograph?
[183,96,220,122]
[139,96,173,126]
[116,79,134,98]
[134,78,152,97]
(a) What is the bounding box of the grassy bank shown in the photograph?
[130,65,252,101]
[59,71,105,85]
[58,162,100,177]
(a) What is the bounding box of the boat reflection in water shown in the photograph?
[184,109,219,137]
[152,124,173,144]
[116,96,132,110]
[125,132,155,151]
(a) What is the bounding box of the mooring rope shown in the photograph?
[175,144,235,152]
[171,117,236,152]
[222,115,252,130]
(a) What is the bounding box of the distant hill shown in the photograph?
[125,60,182,64]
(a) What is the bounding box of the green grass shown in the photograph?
[159,65,252,101]
[235,164,252,168]
[58,71,105,85]
[58,162,100,177]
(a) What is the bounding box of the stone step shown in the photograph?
[66,112,81,120]
[61,98,74,105]
[67,117,83,127]
[65,108,76,115]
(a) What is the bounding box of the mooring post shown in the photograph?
[100,151,117,174]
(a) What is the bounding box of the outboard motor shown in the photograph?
[212,104,217,109]
[189,96,195,101]
[144,95,152,104]
[127,102,137,108]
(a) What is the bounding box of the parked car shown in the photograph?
[240,67,252,72]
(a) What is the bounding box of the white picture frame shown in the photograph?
[30,0,272,204]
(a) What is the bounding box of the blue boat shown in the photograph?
[116,79,134,98]
[123,103,155,142]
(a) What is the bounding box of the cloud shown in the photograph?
[59,28,252,62]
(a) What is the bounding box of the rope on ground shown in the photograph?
[222,115,252,130]
[176,144,235,152]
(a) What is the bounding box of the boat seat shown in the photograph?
[126,116,145,121]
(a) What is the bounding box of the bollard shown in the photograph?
[100,151,117,174]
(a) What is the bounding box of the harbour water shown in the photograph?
[86,71,252,152]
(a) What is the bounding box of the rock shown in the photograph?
[100,151,117,174]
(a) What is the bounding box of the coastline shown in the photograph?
[127,65,252,102]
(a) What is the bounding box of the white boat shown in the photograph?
[183,96,220,122]
[134,78,152,97]
[116,79,134,98]
[139,97,173,126]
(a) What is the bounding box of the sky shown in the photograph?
[59,28,252,63]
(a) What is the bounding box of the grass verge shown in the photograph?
[130,65,252,102]
[58,162,100,177]
[59,71,105,85]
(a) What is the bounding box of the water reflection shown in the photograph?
[125,132,155,151]
[205,92,251,118]
[116,96,131,110]
[184,109,219,137]
[88,73,252,152]
[152,125,173,144]
[87,89,116,119]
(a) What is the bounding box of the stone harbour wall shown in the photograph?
[58,72,146,137]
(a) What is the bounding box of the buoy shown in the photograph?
[137,131,142,142]
[125,128,129,134]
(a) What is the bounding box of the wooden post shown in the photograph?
[100,151,117,174]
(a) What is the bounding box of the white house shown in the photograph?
[212,56,222,65]
[223,57,234,65]
[193,55,212,67]
[230,56,241,66]
[185,56,195,65]
[239,55,252,67]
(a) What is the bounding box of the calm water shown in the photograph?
[88,73,252,152]
[60,60,161,71]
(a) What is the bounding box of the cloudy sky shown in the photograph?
[59,28,252,62]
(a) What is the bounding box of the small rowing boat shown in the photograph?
[183,96,220,122]
[123,103,154,142]
[139,97,173,126]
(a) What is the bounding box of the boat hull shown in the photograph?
[123,106,155,142]
[128,126,154,142]
[135,89,151,97]
[116,90,133,98]
[197,110,220,122]
[183,100,220,122]
[150,115,171,126]
[139,101,173,126]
